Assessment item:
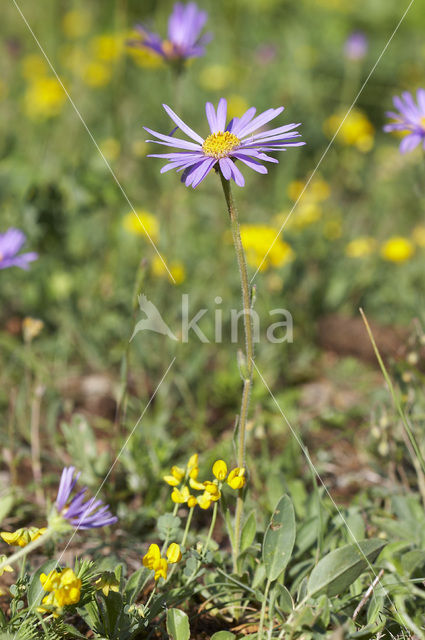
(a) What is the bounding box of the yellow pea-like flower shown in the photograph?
[197,492,212,510]
[166,543,182,564]
[0,555,13,577]
[187,453,198,471]
[203,482,221,500]
[1,528,31,547]
[171,486,190,504]
[163,475,180,487]
[187,494,198,508]
[94,572,120,597]
[189,478,205,491]
[154,558,168,581]
[212,460,228,481]
[171,466,185,481]
[227,468,246,490]
[142,543,161,570]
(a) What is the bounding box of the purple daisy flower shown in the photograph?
[145,98,304,188]
[0,228,38,270]
[384,89,425,153]
[55,467,118,530]
[131,2,211,63]
[344,32,368,61]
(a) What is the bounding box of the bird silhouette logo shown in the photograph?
[130,294,178,342]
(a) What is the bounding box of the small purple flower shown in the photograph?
[0,228,38,270]
[55,467,118,530]
[145,98,304,188]
[131,2,211,63]
[344,31,368,61]
[384,89,425,153]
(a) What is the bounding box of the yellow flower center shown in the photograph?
[202,131,240,159]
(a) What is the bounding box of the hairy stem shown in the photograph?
[219,171,254,573]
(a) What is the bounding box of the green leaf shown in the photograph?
[275,584,293,614]
[211,633,236,640]
[307,539,386,598]
[27,559,58,608]
[263,495,296,581]
[0,494,14,525]
[166,608,190,640]
[241,511,256,552]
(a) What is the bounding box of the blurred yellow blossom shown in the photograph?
[21,54,48,79]
[227,95,249,120]
[323,217,342,240]
[99,138,121,162]
[277,203,322,231]
[287,177,330,203]
[59,45,87,74]
[199,65,233,91]
[152,255,186,285]
[126,31,164,69]
[227,467,246,490]
[412,225,425,247]
[62,10,91,39]
[123,211,159,242]
[91,34,124,62]
[23,77,66,119]
[131,139,150,157]
[0,556,13,577]
[345,237,376,258]
[324,109,374,152]
[238,224,294,271]
[381,237,414,263]
[22,317,44,343]
[82,62,112,88]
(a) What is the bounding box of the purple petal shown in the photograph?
[144,127,202,151]
[205,102,218,132]
[229,107,257,136]
[216,98,227,131]
[232,153,268,173]
[399,133,422,153]
[237,107,284,138]
[0,228,26,257]
[162,104,204,144]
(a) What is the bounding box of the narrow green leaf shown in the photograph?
[307,539,386,598]
[262,494,296,581]
[240,511,256,552]
[166,608,190,640]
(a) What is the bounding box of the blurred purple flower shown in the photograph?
[145,98,304,188]
[0,228,38,270]
[56,467,118,530]
[344,31,368,61]
[384,89,425,153]
[131,2,211,63]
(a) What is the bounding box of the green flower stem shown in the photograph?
[0,528,54,573]
[203,501,218,557]
[181,506,194,548]
[160,502,180,555]
[219,171,253,572]
[257,577,272,640]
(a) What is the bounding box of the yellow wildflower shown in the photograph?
[1,527,47,547]
[62,10,91,39]
[381,237,414,263]
[166,543,182,564]
[197,492,213,510]
[324,109,374,152]
[412,225,425,247]
[23,77,66,119]
[152,255,186,285]
[345,237,376,258]
[127,46,163,69]
[212,460,228,481]
[227,468,246,490]
[323,217,342,240]
[187,495,198,508]
[123,210,159,242]
[94,572,120,597]
[142,543,181,581]
[163,465,185,486]
[38,568,81,616]
[171,486,190,504]
[99,138,121,162]
[189,477,205,491]
[278,203,322,231]
[0,555,13,577]
[203,482,221,501]
[238,225,294,272]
